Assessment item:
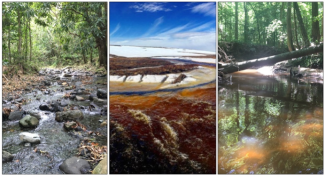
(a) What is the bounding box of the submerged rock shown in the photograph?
[55,110,84,122]
[92,155,107,174]
[64,121,77,130]
[2,151,14,163]
[8,110,24,120]
[97,89,107,98]
[59,156,91,174]
[19,115,39,128]
[19,132,41,143]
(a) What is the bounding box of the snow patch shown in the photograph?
[125,74,142,82]
[142,75,168,83]
[110,45,215,58]
[110,75,126,82]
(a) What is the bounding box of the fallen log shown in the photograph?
[219,43,323,74]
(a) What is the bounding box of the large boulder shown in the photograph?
[19,115,39,128]
[55,110,84,122]
[59,156,91,174]
[8,110,24,120]
[19,132,41,143]
[92,155,107,174]
[97,89,107,99]
[2,151,14,163]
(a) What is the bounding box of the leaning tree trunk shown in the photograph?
[219,43,323,74]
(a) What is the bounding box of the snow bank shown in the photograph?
[110,75,126,82]
[110,45,215,58]
[125,74,142,82]
[142,75,168,83]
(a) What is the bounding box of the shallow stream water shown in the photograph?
[218,69,323,174]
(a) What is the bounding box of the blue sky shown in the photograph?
[110,2,216,52]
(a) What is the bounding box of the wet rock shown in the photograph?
[89,95,94,101]
[55,110,84,122]
[19,115,39,128]
[64,121,77,130]
[51,102,62,112]
[97,89,107,99]
[76,96,85,101]
[19,132,41,143]
[39,104,51,111]
[60,100,69,107]
[92,155,107,174]
[2,151,14,163]
[28,111,42,120]
[64,73,72,77]
[25,143,31,147]
[59,156,91,174]
[16,98,24,103]
[41,80,51,86]
[8,110,24,120]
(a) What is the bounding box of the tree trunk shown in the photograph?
[312,2,320,43]
[8,23,11,63]
[286,2,295,52]
[249,3,261,44]
[17,9,22,61]
[244,2,248,43]
[294,9,301,49]
[25,18,28,62]
[90,47,93,65]
[293,2,310,47]
[235,2,238,40]
[219,43,323,74]
[29,17,32,62]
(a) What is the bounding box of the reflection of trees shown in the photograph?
[218,75,323,174]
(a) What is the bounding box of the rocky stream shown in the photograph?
[2,67,107,174]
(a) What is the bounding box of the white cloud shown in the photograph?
[110,24,120,36]
[158,24,189,36]
[143,17,164,37]
[130,3,171,13]
[189,21,215,32]
[191,2,216,17]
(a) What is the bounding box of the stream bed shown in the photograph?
[218,69,323,174]
[2,68,107,174]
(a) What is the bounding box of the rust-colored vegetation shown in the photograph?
[109,55,198,76]
[110,86,216,173]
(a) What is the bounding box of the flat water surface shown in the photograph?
[218,69,323,174]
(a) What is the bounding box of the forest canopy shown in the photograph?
[218,2,323,50]
[2,2,107,71]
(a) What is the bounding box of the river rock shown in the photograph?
[59,156,91,174]
[8,110,24,120]
[55,110,84,122]
[97,89,107,99]
[19,132,41,143]
[41,80,51,86]
[3,151,14,163]
[19,115,39,128]
[76,96,85,101]
[39,104,51,111]
[92,155,107,174]
[64,121,77,130]
[64,73,72,77]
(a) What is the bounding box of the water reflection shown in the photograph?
[218,70,323,174]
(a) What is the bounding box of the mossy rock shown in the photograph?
[92,155,107,174]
